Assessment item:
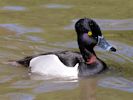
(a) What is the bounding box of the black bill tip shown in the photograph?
[110,47,116,52]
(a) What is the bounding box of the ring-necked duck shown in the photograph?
[11,18,116,78]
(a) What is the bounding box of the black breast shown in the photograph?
[78,59,107,77]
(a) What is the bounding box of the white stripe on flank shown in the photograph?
[30,55,78,78]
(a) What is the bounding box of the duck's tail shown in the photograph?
[3,60,21,66]
[5,56,33,67]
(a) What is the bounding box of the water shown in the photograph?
[43,4,73,9]
[0,24,43,35]
[0,0,133,100]
[0,6,27,11]
[64,18,133,30]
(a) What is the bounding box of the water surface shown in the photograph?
[0,0,133,100]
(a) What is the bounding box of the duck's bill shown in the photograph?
[97,36,116,52]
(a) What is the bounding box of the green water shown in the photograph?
[0,0,133,100]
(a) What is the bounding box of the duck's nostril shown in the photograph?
[110,47,116,52]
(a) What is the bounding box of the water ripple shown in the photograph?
[33,81,77,93]
[11,80,38,89]
[5,93,35,100]
[64,18,133,30]
[0,75,15,83]
[43,4,73,9]
[26,36,44,42]
[0,6,27,11]
[99,77,133,93]
[0,24,43,34]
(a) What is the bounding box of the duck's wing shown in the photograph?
[16,51,61,67]
[16,51,83,67]
[55,51,83,67]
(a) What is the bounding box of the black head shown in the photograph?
[75,18,116,52]
[75,18,102,40]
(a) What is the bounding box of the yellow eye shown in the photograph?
[88,31,92,36]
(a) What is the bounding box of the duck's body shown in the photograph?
[16,51,106,78]
[18,51,81,78]
[30,54,79,78]
[11,18,116,78]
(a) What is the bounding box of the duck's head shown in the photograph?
[75,18,116,53]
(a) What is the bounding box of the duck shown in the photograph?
[11,18,116,78]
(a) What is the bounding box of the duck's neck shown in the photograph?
[79,44,96,63]
[77,35,96,62]
[78,41,106,77]
[78,60,105,77]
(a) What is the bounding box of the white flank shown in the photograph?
[30,55,78,78]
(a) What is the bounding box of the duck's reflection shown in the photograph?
[79,77,97,100]
[30,73,98,100]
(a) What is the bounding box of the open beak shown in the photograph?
[97,36,116,52]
